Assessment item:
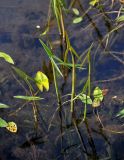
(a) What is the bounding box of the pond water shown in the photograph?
[0,0,124,160]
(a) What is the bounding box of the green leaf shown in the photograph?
[73,17,83,24]
[34,71,49,91]
[39,39,53,58]
[89,0,99,6]
[39,39,63,77]
[0,103,10,109]
[78,94,92,104]
[51,58,63,77]
[93,87,103,101]
[14,95,44,101]
[72,8,80,16]
[12,66,34,81]
[92,98,101,108]
[0,118,8,127]
[0,52,14,64]
[116,109,124,118]
[116,15,124,22]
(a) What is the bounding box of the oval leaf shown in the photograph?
[92,99,101,108]
[0,103,10,109]
[72,8,80,16]
[14,95,44,101]
[78,94,92,104]
[93,87,103,101]
[73,17,83,24]
[34,71,49,92]
[6,121,17,133]
[0,52,14,64]
[0,118,8,127]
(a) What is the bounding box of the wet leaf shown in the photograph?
[34,71,49,92]
[78,94,92,104]
[0,52,14,64]
[93,87,103,101]
[6,122,17,133]
[73,17,83,24]
[72,8,80,15]
[92,99,101,108]
[0,103,10,109]
[0,118,8,127]
[14,95,44,101]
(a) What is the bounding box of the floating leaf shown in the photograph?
[0,103,10,109]
[78,94,92,104]
[92,99,101,108]
[72,8,80,15]
[93,87,103,101]
[73,17,83,24]
[0,118,8,127]
[0,52,14,64]
[34,71,49,92]
[14,95,43,101]
[6,122,17,133]
[89,0,99,6]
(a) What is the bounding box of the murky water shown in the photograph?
[0,0,124,160]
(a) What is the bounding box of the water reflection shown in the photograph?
[0,0,124,160]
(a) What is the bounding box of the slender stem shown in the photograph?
[70,52,75,113]
[51,61,62,107]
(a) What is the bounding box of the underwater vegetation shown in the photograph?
[0,0,124,159]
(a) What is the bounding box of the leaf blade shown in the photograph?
[0,52,14,64]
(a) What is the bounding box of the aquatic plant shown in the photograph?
[0,52,17,133]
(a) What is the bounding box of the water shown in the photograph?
[0,0,124,160]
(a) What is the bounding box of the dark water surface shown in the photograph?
[0,0,124,160]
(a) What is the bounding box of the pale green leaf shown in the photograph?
[92,99,101,108]
[0,103,10,109]
[89,0,99,6]
[14,95,44,101]
[116,109,124,118]
[72,8,80,16]
[73,17,83,24]
[116,15,124,22]
[93,87,103,101]
[78,94,92,104]
[0,52,14,64]
[0,118,8,127]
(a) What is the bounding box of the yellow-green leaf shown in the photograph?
[0,118,8,127]
[73,17,83,24]
[0,103,10,108]
[89,0,99,6]
[78,94,92,104]
[34,71,49,92]
[93,87,103,101]
[0,52,14,64]
[14,95,43,101]
[6,121,17,133]
[72,8,80,16]
[92,99,101,108]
